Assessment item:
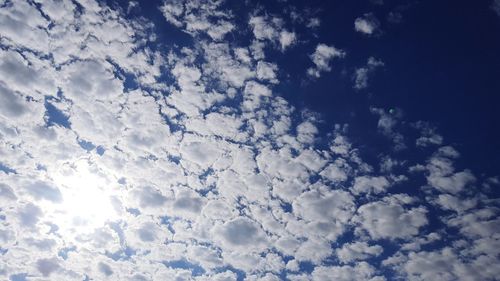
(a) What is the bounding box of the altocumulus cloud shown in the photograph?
[0,0,498,280]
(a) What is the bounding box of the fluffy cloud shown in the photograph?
[307,43,346,78]
[388,246,500,281]
[160,0,234,40]
[354,196,428,240]
[424,146,476,194]
[351,175,390,194]
[312,262,386,281]
[354,13,381,35]
[212,217,268,253]
[249,15,297,51]
[337,242,384,263]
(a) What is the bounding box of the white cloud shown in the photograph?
[294,238,333,264]
[160,0,234,40]
[312,262,386,281]
[130,185,168,209]
[320,159,350,182]
[353,57,384,90]
[337,242,383,263]
[424,147,477,194]
[180,139,223,168]
[351,175,390,194]
[280,30,297,50]
[354,13,381,35]
[0,0,50,53]
[202,42,256,88]
[296,121,319,144]
[37,257,61,277]
[307,43,346,78]
[212,217,268,253]
[23,180,63,203]
[307,18,321,28]
[256,61,279,84]
[293,187,355,242]
[0,82,30,119]
[17,202,43,228]
[413,121,443,147]
[388,246,500,281]
[249,15,297,51]
[354,196,428,240]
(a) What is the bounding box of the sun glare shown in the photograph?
[50,159,119,232]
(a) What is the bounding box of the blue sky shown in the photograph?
[0,0,499,280]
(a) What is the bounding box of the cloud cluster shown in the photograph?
[0,0,497,280]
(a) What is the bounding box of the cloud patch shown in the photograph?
[307,44,346,78]
[354,13,381,36]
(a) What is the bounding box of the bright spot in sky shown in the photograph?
[49,158,120,233]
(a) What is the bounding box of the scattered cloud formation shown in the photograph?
[0,0,497,280]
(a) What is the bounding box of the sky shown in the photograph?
[0,0,500,280]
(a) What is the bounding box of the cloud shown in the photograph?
[312,262,386,281]
[0,183,17,201]
[307,43,346,78]
[256,61,279,84]
[279,30,297,50]
[18,202,43,228]
[354,13,381,36]
[24,180,63,203]
[433,194,478,213]
[160,0,234,40]
[424,146,477,194]
[351,175,390,194]
[36,258,60,277]
[354,196,428,240]
[98,262,114,276]
[131,186,168,209]
[249,15,297,51]
[413,121,443,147]
[0,83,28,118]
[294,239,333,264]
[353,57,384,90]
[337,242,384,263]
[388,246,500,281]
[212,217,268,253]
[371,107,406,150]
[492,0,500,17]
